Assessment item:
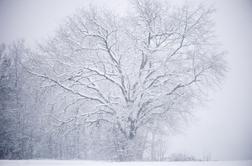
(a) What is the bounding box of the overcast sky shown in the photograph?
[0,0,252,161]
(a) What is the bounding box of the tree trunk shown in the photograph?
[115,128,145,161]
[151,130,157,161]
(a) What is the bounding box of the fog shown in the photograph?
[0,0,251,161]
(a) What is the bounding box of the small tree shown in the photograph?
[28,0,226,160]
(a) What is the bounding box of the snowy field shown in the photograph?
[0,160,251,166]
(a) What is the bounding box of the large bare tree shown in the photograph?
[27,0,226,160]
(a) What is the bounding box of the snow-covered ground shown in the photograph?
[0,160,251,166]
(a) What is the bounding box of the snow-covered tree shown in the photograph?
[24,0,226,160]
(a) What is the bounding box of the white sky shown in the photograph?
[0,0,251,161]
